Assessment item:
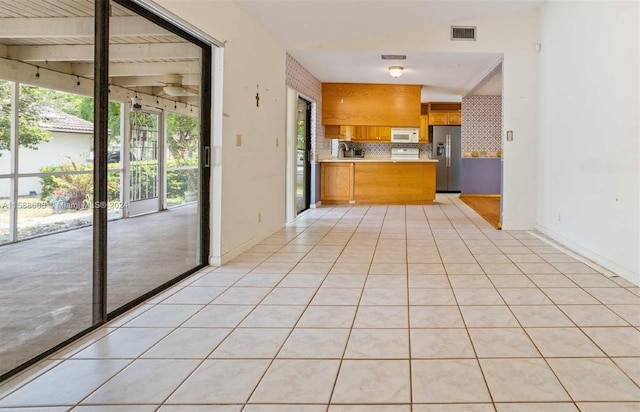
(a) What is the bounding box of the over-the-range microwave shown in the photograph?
[390,127,419,143]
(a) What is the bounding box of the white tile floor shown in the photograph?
[1,195,639,411]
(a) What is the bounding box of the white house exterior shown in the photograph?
[0,110,93,197]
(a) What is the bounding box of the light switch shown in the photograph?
[236,134,242,146]
[506,130,513,142]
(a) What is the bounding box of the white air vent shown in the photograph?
[451,26,476,41]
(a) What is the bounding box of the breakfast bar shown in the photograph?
[319,158,438,205]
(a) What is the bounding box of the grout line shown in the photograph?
[526,231,619,279]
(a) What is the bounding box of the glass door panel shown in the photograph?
[296,98,311,214]
[0,84,97,376]
[0,179,9,244]
[106,5,204,313]
[127,111,159,216]
[166,113,199,208]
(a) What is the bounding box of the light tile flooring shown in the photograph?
[1,195,639,411]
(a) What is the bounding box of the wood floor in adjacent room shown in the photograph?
[459,194,502,229]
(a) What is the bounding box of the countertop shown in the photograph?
[318,157,438,163]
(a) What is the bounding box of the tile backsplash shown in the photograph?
[330,141,433,158]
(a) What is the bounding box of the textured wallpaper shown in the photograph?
[461,95,503,157]
[285,54,331,158]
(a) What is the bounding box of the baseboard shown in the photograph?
[209,222,284,267]
[534,224,639,286]
[459,194,501,198]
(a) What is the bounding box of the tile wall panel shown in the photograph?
[286,53,331,158]
[461,95,503,158]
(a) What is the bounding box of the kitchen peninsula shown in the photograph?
[319,158,438,205]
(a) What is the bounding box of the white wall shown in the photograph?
[154,1,287,264]
[537,1,639,284]
[421,86,462,103]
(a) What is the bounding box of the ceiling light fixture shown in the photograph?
[388,66,404,78]
[131,93,142,112]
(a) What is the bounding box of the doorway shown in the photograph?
[296,97,312,214]
[127,110,161,216]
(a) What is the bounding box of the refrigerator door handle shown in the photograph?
[445,135,451,167]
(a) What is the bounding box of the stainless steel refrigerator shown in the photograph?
[431,126,461,192]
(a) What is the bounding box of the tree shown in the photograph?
[166,113,199,195]
[167,113,199,162]
[0,80,123,155]
[0,80,50,153]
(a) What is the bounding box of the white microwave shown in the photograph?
[390,128,419,143]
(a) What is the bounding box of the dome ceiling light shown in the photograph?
[388,66,404,78]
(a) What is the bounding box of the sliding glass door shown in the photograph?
[0,12,97,379]
[0,0,211,380]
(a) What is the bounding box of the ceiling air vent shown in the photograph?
[381,54,406,60]
[451,26,477,41]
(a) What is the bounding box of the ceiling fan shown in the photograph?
[157,74,198,97]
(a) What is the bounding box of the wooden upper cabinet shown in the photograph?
[419,115,429,142]
[378,126,391,141]
[426,102,462,126]
[325,125,354,140]
[448,112,462,125]
[428,112,449,125]
[352,126,368,141]
[350,126,392,142]
[322,83,421,127]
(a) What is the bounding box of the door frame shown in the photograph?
[286,89,316,221]
[296,96,312,214]
[124,107,165,217]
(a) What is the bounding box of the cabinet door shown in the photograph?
[339,125,354,140]
[321,163,354,203]
[428,112,448,125]
[448,112,462,125]
[352,126,367,141]
[322,83,421,126]
[325,125,340,138]
[366,126,379,140]
[419,115,428,142]
[378,126,391,142]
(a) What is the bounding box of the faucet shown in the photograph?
[338,142,350,158]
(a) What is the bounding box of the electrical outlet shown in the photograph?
[236,134,242,146]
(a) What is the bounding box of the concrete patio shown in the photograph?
[0,203,200,376]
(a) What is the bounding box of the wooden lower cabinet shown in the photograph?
[321,161,436,205]
[354,162,436,204]
[320,162,354,204]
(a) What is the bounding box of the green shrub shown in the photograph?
[39,157,120,207]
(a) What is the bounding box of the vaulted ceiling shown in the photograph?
[235,0,545,97]
[0,0,201,104]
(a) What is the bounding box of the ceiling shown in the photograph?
[0,0,201,104]
[0,1,545,102]
[234,0,545,97]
